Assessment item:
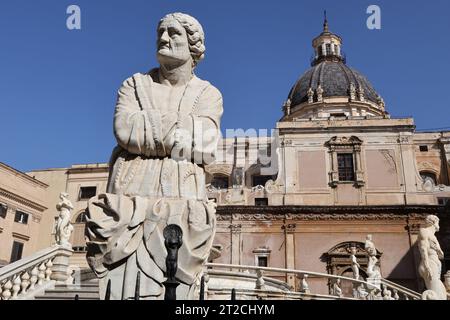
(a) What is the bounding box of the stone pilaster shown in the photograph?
[282,223,297,289]
[229,224,242,265]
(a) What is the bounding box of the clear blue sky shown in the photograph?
[1,0,449,172]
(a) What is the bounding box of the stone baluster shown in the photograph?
[11,276,21,299]
[20,272,31,295]
[404,294,409,300]
[393,289,399,300]
[45,259,53,281]
[2,280,13,300]
[382,284,394,300]
[29,266,39,290]
[37,262,46,285]
[367,287,376,300]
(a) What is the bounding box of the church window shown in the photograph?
[14,211,29,225]
[258,256,268,267]
[0,204,7,218]
[326,43,331,55]
[337,153,355,181]
[10,241,24,263]
[78,186,97,200]
[419,145,428,152]
[253,247,271,267]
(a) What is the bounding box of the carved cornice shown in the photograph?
[12,232,30,241]
[325,136,363,149]
[215,205,448,221]
[0,162,49,188]
[229,224,242,234]
[0,187,47,212]
[217,205,445,215]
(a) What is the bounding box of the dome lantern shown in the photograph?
[312,12,344,66]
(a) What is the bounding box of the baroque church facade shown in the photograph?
[1,20,450,294]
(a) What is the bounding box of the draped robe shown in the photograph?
[85,69,223,300]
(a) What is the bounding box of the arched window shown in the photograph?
[75,211,88,223]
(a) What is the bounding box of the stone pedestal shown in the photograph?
[50,247,73,283]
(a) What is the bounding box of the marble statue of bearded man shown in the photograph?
[85,12,223,300]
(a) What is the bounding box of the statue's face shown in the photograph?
[433,218,440,232]
[157,17,191,65]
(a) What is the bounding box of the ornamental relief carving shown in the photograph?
[325,136,363,149]
[216,213,425,221]
[205,164,233,176]
[417,161,439,173]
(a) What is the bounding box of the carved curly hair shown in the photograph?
[159,12,206,67]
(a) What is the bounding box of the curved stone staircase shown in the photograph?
[0,246,425,300]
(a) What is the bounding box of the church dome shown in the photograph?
[282,15,387,120]
[288,61,380,106]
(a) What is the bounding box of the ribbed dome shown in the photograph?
[288,60,380,107]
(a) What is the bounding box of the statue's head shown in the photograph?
[157,13,205,68]
[60,192,69,200]
[425,215,440,231]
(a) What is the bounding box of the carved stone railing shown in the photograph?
[380,278,421,300]
[206,263,421,300]
[0,245,73,300]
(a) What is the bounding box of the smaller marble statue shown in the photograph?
[355,283,368,300]
[376,94,385,111]
[349,83,356,101]
[382,284,394,300]
[357,85,365,102]
[418,215,447,300]
[307,87,314,103]
[283,99,291,115]
[316,85,324,103]
[55,192,74,248]
[364,234,381,280]
[332,278,343,297]
[300,274,310,293]
[349,246,360,280]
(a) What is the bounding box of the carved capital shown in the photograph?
[229,224,242,234]
[329,171,339,188]
[282,223,297,233]
[355,171,365,188]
